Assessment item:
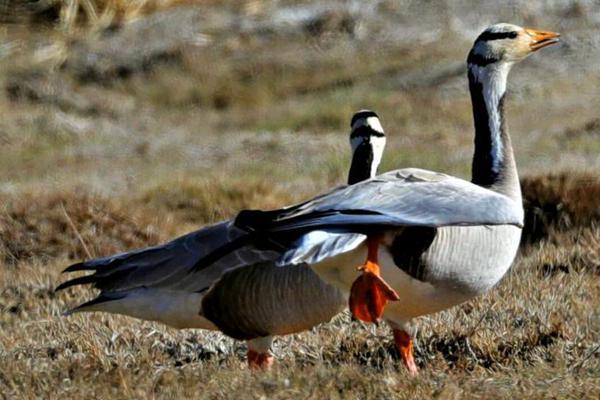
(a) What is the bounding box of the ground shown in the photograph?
[0,1,599,399]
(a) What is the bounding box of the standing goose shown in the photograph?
[58,110,387,369]
[201,23,559,373]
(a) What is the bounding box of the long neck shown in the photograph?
[468,63,521,202]
[347,136,385,184]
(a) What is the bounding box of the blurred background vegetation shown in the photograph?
[0,0,598,244]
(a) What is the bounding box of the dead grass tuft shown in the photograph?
[527,225,600,277]
[3,0,197,30]
[0,192,162,265]
[564,117,600,139]
[521,172,600,245]
[139,177,296,224]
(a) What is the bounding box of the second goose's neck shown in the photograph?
[347,135,385,185]
[468,63,521,202]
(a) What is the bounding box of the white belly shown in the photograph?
[81,288,218,330]
[312,224,521,322]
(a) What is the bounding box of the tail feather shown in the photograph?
[55,274,99,292]
[57,265,141,292]
[58,220,259,295]
[62,246,170,274]
[63,262,89,273]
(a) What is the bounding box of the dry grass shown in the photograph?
[140,177,296,225]
[0,192,163,265]
[0,178,295,266]
[1,174,599,398]
[521,173,600,244]
[1,226,598,398]
[2,0,196,29]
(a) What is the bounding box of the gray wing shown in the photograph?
[57,220,279,293]
[235,168,524,265]
[237,168,524,234]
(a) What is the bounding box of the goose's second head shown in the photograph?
[348,110,386,184]
[468,23,560,68]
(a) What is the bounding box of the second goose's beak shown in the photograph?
[525,29,560,51]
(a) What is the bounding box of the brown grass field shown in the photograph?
[1,1,599,398]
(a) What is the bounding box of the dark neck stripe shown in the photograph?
[476,30,517,42]
[467,50,498,67]
[469,68,506,187]
[350,111,379,127]
[350,126,385,139]
[348,141,374,184]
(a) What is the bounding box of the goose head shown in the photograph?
[468,23,560,68]
[348,110,386,184]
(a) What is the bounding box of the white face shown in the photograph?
[469,23,560,66]
[471,24,527,64]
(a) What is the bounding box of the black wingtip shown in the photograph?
[54,274,97,292]
[69,292,129,312]
[62,262,88,273]
[54,282,70,292]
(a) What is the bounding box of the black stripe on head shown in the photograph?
[350,110,379,127]
[476,30,518,42]
[467,49,498,67]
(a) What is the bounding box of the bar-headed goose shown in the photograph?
[199,23,559,373]
[58,110,387,369]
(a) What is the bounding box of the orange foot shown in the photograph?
[349,238,400,324]
[247,349,274,370]
[393,329,418,375]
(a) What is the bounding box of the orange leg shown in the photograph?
[349,237,400,324]
[247,349,274,370]
[393,329,418,375]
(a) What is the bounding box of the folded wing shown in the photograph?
[234,168,524,266]
[237,168,523,233]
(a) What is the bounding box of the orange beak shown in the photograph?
[524,28,560,51]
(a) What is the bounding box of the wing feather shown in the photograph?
[235,168,523,266]
[236,168,523,235]
[58,221,276,293]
